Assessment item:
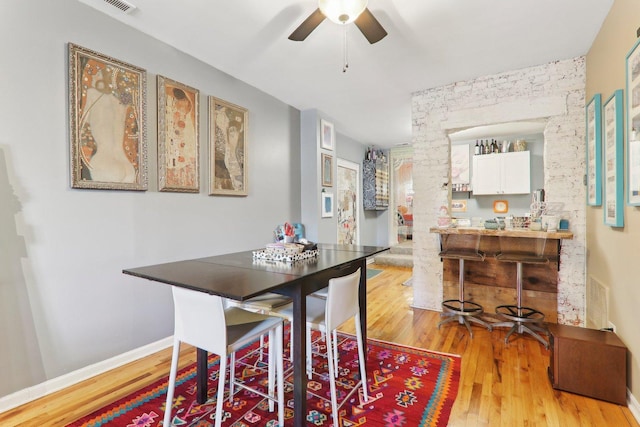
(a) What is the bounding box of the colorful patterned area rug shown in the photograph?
[68,331,460,427]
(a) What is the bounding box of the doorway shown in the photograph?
[389,147,414,245]
[336,159,360,245]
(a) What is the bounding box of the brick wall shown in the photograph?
[411,57,587,325]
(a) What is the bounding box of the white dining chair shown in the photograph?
[274,268,368,427]
[307,286,339,376]
[163,286,285,427]
[236,292,293,361]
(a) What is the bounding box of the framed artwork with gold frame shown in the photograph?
[322,153,333,187]
[209,96,248,196]
[157,75,200,193]
[68,43,147,190]
[157,75,199,193]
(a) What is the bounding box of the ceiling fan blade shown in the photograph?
[354,8,387,44]
[288,8,326,41]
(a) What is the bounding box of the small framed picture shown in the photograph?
[451,199,467,213]
[322,153,333,187]
[322,192,334,217]
[603,89,624,227]
[320,119,334,150]
[586,93,602,206]
[493,200,509,214]
[626,38,640,205]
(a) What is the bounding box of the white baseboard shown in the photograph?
[0,337,173,413]
[629,390,640,424]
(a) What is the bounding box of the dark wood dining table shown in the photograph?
[123,243,388,427]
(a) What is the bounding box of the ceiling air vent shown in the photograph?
[102,0,137,14]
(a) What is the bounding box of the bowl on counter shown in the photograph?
[529,220,542,231]
[484,219,505,230]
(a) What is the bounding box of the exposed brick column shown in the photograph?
[411,57,587,325]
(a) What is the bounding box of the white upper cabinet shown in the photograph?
[472,151,530,195]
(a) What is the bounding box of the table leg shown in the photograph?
[196,348,208,404]
[359,259,368,357]
[292,285,307,427]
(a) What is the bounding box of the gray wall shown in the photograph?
[300,110,389,246]
[336,134,389,246]
[0,0,304,398]
[0,0,386,401]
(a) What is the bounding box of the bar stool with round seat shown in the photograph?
[437,234,492,337]
[492,236,549,348]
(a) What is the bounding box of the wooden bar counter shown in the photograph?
[430,227,574,323]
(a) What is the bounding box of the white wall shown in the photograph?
[0,0,303,398]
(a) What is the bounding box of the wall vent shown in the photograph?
[102,0,136,13]
[586,276,609,329]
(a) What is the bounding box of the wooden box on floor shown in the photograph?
[547,323,627,405]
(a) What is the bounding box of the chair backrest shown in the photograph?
[172,286,227,356]
[325,268,361,330]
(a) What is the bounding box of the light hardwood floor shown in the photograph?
[0,265,637,426]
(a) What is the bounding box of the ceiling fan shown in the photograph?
[289,0,387,44]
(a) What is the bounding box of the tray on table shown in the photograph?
[252,248,319,263]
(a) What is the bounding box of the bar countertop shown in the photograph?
[429,226,573,240]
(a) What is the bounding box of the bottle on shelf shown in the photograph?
[474,140,480,155]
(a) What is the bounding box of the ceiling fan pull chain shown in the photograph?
[343,25,349,73]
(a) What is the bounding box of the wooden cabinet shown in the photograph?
[472,151,530,195]
[363,158,389,210]
[548,323,627,405]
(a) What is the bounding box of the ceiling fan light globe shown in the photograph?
[318,0,368,25]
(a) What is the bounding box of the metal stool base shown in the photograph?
[438,299,493,338]
[494,304,548,348]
